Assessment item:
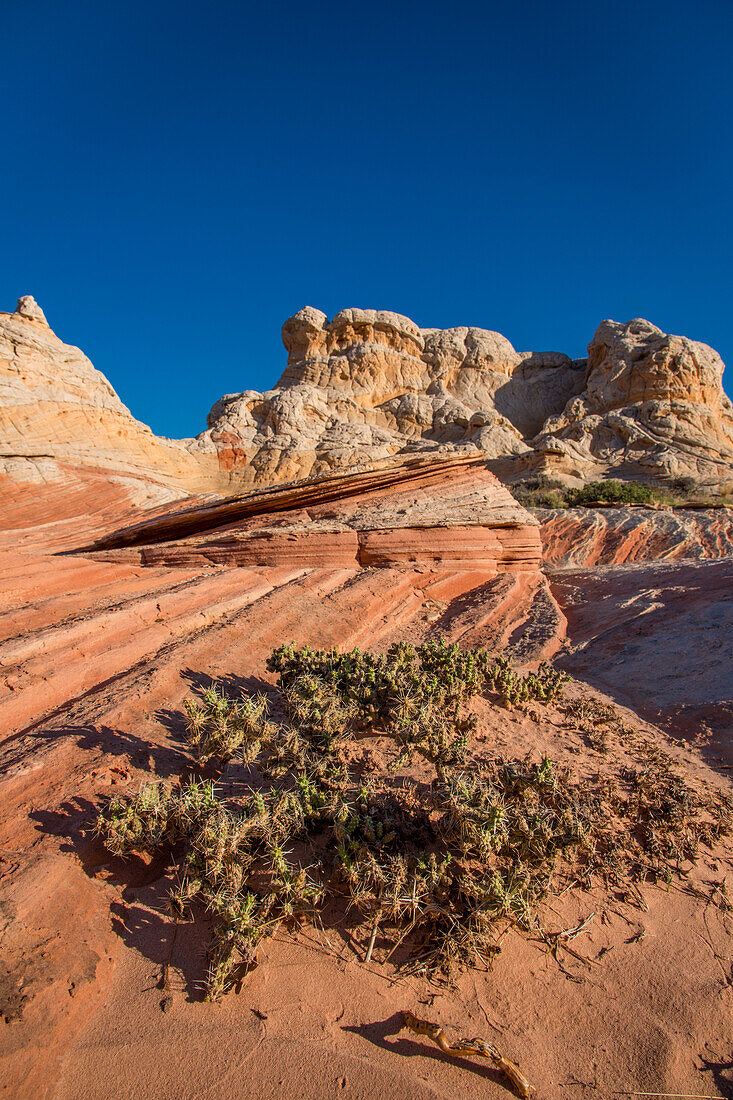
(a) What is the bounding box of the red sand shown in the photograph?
[1,473,731,1099]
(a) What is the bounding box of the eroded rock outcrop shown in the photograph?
[206,306,589,486]
[2,298,732,498]
[208,309,733,488]
[89,453,544,573]
[532,319,733,484]
[0,298,224,499]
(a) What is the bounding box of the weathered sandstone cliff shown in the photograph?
[0,296,224,500]
[2,297,732,496]
[531,318,733,484]
[205,307,733,487]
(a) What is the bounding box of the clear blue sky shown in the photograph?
[2,0,731,438]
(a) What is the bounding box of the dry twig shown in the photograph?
[400,1009,532,1097]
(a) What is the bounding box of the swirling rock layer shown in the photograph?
[88,454,543,574]
[1,462,731,1100]
[538,505,733,566]
[0,450,561,778]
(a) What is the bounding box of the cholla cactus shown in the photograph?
[94,637,731,1000]
[183,689,269,764]
[484,657,569,709]
[95,781,174,855]
[282,673,356,751]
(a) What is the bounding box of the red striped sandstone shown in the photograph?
[0,452,558,747]
[86,454,543,574]
[0,474,729,1099]
[537,505,733,566]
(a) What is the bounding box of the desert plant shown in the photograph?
[183,688,270,764]
[485,657,569,708]
[511,476,570,509]
[95,641,731,999]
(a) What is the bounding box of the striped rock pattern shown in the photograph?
[537,505,733,566]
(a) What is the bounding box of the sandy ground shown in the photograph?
[35,682,733,1100]
[1,486,731,1099]
[550,558,733,768]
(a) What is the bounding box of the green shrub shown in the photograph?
[95,642,730,999]
[514,475,730,510]
[511,476,569,509]
[183,688,270,764]
[565,480,658,506]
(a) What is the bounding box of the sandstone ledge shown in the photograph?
[86,454,542,575]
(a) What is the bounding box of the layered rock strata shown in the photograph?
[2,460,731,1098]
[531,319,733,484]
[538,505,733,566]
[89,454,543,573]
[0,445,564,753]
[0,297,224,498]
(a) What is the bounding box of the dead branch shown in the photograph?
[400,1009,532,1098]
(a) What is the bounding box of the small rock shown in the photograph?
[15,295,48,324]
[160,996,173,1013]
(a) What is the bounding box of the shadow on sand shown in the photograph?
[342,1013,517,1095]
